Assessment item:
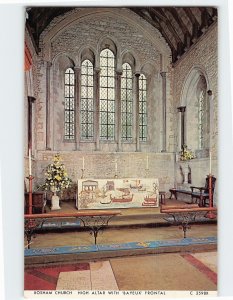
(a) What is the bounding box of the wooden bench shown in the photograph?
[24,210,121,248]
[169,188,192,200]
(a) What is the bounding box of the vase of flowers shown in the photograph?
[43,153,72,210]
[179,145,195,161]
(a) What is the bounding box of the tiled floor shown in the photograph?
[25,252,217,291]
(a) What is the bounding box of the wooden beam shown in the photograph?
[167,7,191,37]
[161,207,217,213]
[158,8,184,45]
[150,7,167,22]
[25,210,121,218]
[183,7,201,26]
[130,8,160,29]
[183,8,201,41]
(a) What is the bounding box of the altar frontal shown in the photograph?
[77,178,159,209]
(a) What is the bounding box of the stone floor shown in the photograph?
[24,200,218,292]
[24,252,217,291]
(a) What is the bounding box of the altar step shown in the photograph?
[25,236,217,266]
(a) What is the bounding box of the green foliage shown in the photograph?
[41,153,72,191]
[180,145,195,161]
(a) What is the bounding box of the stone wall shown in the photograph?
[172,22,218,156]
[35,151,175,197]
[24,9,218,204]
[35,8,173,154]
[24,28,39,183]
[172,22,218,204]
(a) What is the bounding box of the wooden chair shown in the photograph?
[190,176,216,207]
[24,192,46,214]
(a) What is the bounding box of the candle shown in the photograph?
[115,161,118,173]
[146,155,149,170]
[29,149,32,176]
[209,150,212,174]
[82,157,85,170]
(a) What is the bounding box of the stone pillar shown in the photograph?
[46,61,52,150]
[181,163,190,184]
[94,68,100,151]
[28,96,36,154]
[161,72,167,152]
[116,70,122,152]
[135,73,140,152]
[74,66,81,150]
[177,106,186,149]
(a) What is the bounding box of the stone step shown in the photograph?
[25,237,217,266]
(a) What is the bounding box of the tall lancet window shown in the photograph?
[139,74,147,141]
[121,63,133,141]
[64,68,75,140]
[100,49,115,140]
[81,60,94,140]
[198,90,205,149]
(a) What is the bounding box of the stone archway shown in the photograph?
[180,67,210,153]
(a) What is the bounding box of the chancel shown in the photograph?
[24,6,218,293]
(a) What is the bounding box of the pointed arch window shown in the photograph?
[100,49,115,140]
[121,63,133,141]
[64,68,75,140]
[81,60,94,140]
[139,74,147,141]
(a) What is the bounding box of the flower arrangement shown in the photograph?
[179,145,195,161]
[42,153,72,192]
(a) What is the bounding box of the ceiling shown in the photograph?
[26,7,217,63]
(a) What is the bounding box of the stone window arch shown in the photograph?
[180,69,209,153]
[197,75,209,150]
[139,74,147,141]
[80,59,94,140]
[99,49,116,140]
[64,67,75,140]
[121,63,133,141]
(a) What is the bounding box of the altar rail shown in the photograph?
[160,204,217,238]
[24,210,121,247]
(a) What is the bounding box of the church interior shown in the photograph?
[24,6,218,292]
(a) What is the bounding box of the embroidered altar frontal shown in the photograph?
[77,178,159,209]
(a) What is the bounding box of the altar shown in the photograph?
[76,178,159,209]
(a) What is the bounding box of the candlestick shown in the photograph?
[81,168,85,179]
[29,149,32,176]
[146,155,149,170]
[26,175,34,215]
[209,150,212,175]
[82,157,85,170]
[205,174,216,219]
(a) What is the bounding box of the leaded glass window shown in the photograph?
[139,74,147,141]
[100,49,115,140]
[81,60,94,140]
[121,63,133,141]
[64,68,75,140]
[198,90,204,149]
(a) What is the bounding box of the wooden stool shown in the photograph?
[159,191,166,205]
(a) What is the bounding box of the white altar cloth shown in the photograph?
[76,178,159,209]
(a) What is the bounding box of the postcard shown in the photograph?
[22,4,219,298]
